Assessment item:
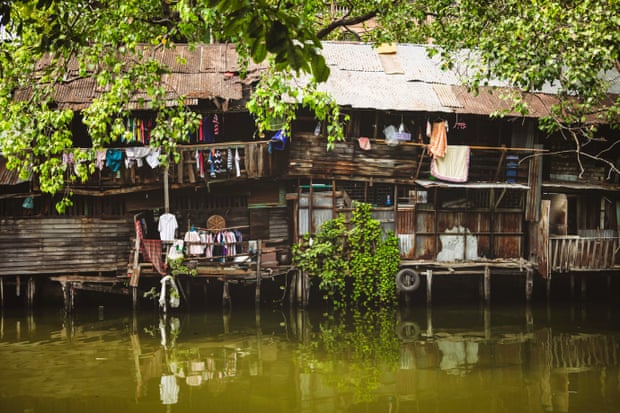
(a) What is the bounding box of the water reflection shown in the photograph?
[0,303,619,413]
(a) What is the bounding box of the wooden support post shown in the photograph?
[222,281,231,307]
[302,271,309,308]
[483,266,491,303]
[131,287,139,312]
[483,304,491,340]
[425,306,433,339]
[425,269,433,306]
[570,273,575,299]
[288,270,296,306]
[0,277,3,309]
[27,277,35,307]
[16,276,21,298]
[525,269,533,302]
[296,270,303,306]
[256,241,262,305]
[61,282,74,313]
[546,275,552,301]
[164,164,170,213]
[580,274,587,301]
[525,304,533,333]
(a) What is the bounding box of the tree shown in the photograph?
[1,1,618,211]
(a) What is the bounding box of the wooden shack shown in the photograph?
[1,42,619,308]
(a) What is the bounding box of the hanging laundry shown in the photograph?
[105,149,123,173]
[431,145,471,183]
[125,147,151,168]
[208,149,216,178]
[95,149,107,171]
[212,114,220,136]
[196,150,205,178]
[213,149,224,173]
[234,147,241,177]
[203,115,214,143]
[428,121,448,159]
[158,212,178,242]
[358,137,371,151]
[145,147,161,168]
[270,130,288,151]
[227,148,233,172]
[184,228,204,256]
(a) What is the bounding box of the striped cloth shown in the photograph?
[135,220,166,275]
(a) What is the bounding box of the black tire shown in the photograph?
[396,321,421,341]
[395,268,421,292]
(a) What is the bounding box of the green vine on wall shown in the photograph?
[292,202,400,309]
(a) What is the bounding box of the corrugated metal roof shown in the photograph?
[314,42,618,116]
[25,41,618,117]
[0,157,31,186]
[33,44,259,110]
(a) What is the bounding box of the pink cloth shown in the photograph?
[358,137,371,150]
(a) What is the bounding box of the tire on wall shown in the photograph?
[395,268,421,292]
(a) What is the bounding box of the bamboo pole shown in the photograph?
[372,139,548,152]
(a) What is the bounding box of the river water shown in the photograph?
[1,299,619,413]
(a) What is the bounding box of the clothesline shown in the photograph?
[194,225,249,232]
[371,139,547,152]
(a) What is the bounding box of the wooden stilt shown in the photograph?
[525,269,533,302]
[16,276,21,298]
[289,270,297,306]
[483,266,491,303]
[425,306,433,338]
[0,277,4,309]
[570,273,575,299]
[425,270,433,305]
[483,304,491,340]
[256,241,262,305]
[546,275,552,301]
[302,271,309,308]
[27,277,35,307]
[222,281,231,307]
[131,287,139,312]
[580,274,587,301]
[296,270,303,306]
[525,304,533,333]
[61,281,74,313]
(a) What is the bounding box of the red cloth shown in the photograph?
[135,221,166,275]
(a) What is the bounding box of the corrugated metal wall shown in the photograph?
[0,217,132,276]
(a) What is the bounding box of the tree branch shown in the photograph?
[316,10,378,39]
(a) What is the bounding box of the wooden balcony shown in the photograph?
[550,231,620,273]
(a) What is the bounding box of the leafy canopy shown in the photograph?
[1,0,618,211]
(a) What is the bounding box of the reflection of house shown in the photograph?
[1,42,619,306]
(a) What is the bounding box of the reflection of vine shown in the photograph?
[296,308,401,403]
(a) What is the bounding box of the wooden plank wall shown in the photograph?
[289,133,420,182]
[0,217,132,276]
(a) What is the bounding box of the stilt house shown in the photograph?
[1,42,619,305]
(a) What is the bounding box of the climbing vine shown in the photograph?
[292,202,400,309]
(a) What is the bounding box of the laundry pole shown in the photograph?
[163,164,170,213]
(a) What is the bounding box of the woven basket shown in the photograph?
[206,215,226,231]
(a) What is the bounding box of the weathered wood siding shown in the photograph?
[289,133,420,182]
[0,217,132,276]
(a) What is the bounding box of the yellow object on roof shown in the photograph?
[377,43,397,54]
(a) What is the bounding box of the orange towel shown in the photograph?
[428,121,447,158]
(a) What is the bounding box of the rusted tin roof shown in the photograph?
[25,41,618,117]
[0,156,31,186]
[30,44,265,110]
